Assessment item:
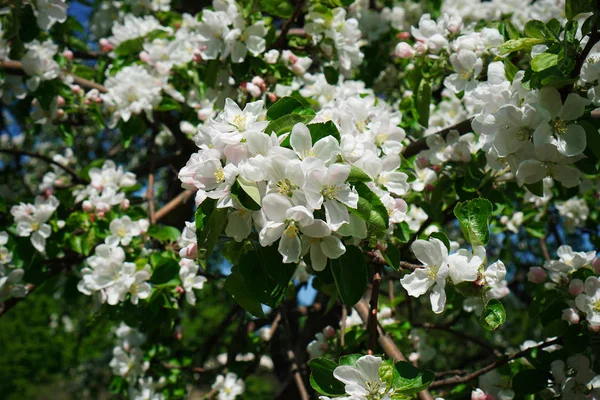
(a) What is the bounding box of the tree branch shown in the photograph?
[412,322,502,356]
[0,148,88,184]
[154,190,194,222]
[402,119,473,159]
[429,337,562,388]
[367,263,383,355]
[274,0,306,49]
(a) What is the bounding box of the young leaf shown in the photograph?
[225,267,265,318]
[197,207,228,267]
[347,165,373,183]
[498,38,545,55]
[453,198,493,246]
[480,299,506,330]
[266,96,303,120]
[531,53,559,72]
[393,362,435,395]
[330,245,368,306]
[416,80,432,128]
[308,121,341,143]
[349,182,389,232]
[147,225,181,242]
[429,232,450,252]
[308,358,345,396]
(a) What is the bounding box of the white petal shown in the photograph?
[324,200,349,231]
[320,236,345,259]
[279,233,302,263]
[400,268,433,297]
[429,281,447,314]
[262,193,293,222]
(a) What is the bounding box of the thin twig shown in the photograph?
[341,305,347,347]
[282,305,310,400]
[274,0,306,49]
[0,148,88,184]
[0,60,108,93]
[367,263,383,355]
[412,322,502,356]
[429,337,562,388]
[539,237,551,261]
[154,190,194,221]
[402,119,473,159]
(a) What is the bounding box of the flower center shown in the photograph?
[214,168,225,184]
[31,221,40,231]
[117,227,127,238]
[127,92,138,103]
[593,299,600,312]
[276,179,296,196]
[283,223,299,238]
[232,114,248,131]
[375,133,388,147]
[427,264,440,280]
[321,185,340,200]
[516,126,533,141]
[365,380,382,396]
[552,118,568,135]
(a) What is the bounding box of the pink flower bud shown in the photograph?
[472,389,487,400]
[84,99,91,105]
[569,279,585,296]
[63,49,74,61]
[589,324,600,333]
[395,42,416,58]
[415,156,430,169]
[99,38,112,52]
[139,51,150,63]
[56,96,65,106]
[593,257,600,274]
[176,286,185,294]
[268,92,277,103]
[323,326,335,339]
[397,31,411,40]
[97,210,105,219]
[179,243,198,259]
[251,76,266,91]
[425,183,435,192]
[562,308,580,325]
[120,199,130,210]
[527,267,547,284]
[56,109,65,118]
[288,53,298,64]
[71,84,81,94]
[82,200,93,212]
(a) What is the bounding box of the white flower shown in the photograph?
[259,194,326,264]
[444,50,483,93]
[106,216,148,246]
[556,198,589,232]
[11,195,59,252]
[448,245,486,285]
[264,49,280,64]
[35,0,68,30]
[533,88,590,157]
[212,372,245,400]
[0,232,12,265]
[290,123,341,165]
[197,10,231,60]
[546,245,596,275]
[225,19,267,63]
[109,346,148,382]
[215,99,268,135]
[400,238,450,314]
[0,267,27,299]
[355,153,409,196]
[411,167,437,192]
[411,14,448,54]
[333,355,387,399]
[108,14,167,49]
[101,64,163,124]
[21,39,60,91]
[304,164,359,230]
[301,230,346,272]
[179,259,207,305]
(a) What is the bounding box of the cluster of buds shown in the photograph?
[240,76,267,98]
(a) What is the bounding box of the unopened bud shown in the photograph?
[322,326,335,339]
[562,308,580,325]
[139,51,150,63]
[82,200,93,212]
[63,49,74,61]
[120,198,130,210]
[527,267,547,284]
[569,279,584,296]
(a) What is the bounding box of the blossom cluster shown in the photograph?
[528,245,600,328]
[10,195,60,252]
[0,231,27,300]
[401,237,508,314]
[178,95,412,270]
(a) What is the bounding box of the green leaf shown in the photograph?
[579,120,600,159]
[231,181,261,211]
[512,369,550,394]
[266,96,303,120]
[324,66,339,85]
[197,207,228,267]
[114,37,144,56]
[195,207,205,237]
[524,20,551,40]
[480,299,506,330]
[565,0,593,20]
[339,354,362,366]
[498,38,545,55]
[308,121,341,143]
[151,258,179,285]
[429,232,450,252]
[225,267,265,318]
[453,198,493,246]
[259,245,297,287]
[237,177,262,207]
[382,244,401,271]
[147,225,181,242]
[309,358,345,396]
[531,53,559,72]
[525,181,544,197]
[330,245,368,305]
[347,165,373,183]
[265,113,313,136]
[119,116,147,148]
[239,250,287,308]
[503,19,520,40]
[349,182,389,232]
[394,221,412,242]
[259,0,295,18]
[157,97,181,112]
[392,362,435,395]
[416,80,432,128]
[504,59,519,82]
